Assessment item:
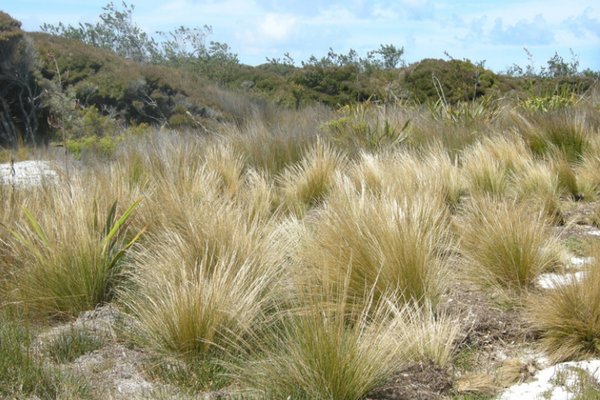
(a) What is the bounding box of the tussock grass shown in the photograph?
[279,139,348,215]
[228,111,322,176]
[346,151,387,195]
[512,160,565,224]
[549,154,597,201]
[125,251,277,358]
[417,144,465,211]
[203,141,246,197]
[227,282,405,400]
[124,195,284,360]
[460,197,562,294]
[512,108,590,163]
[461,137,522,198]
[293,179,453,309]
[461,135,533,199]
[3,181,144,318]
[527,245,600,363]
[388,301,460,367]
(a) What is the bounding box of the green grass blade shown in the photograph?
[22,207,49,247]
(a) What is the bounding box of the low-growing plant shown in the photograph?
[143,355,231,393]
[0,312,91,398]
[47,326,104,363]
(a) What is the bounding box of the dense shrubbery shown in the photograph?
[0,4,598,165]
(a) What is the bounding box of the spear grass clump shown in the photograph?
[3,197,145,317]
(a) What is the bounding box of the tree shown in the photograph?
[372,44,404,70]
[0,12,43,147]
[41,2,159,63]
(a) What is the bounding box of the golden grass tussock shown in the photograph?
[227,278,459,400]
[460,197,562,295]
[292,177,454,309]
[123,178,286,358]
[577,135,600,196]
[202,141,246,198]
[279,138,348,215]
[527,244,600,363]
[461,134,533,198]
[124,247,281,358]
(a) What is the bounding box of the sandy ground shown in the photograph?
[500,360,600,399]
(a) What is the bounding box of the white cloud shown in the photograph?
[234,12,301,52]
[566,7,600,38]
[258,13,299,42]
[489,14,555,45]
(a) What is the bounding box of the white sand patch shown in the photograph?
[537,272,584,289]
[0,160,58,186]
[500,360,600,400]
[569,257,594,268]
[586,228,600,236]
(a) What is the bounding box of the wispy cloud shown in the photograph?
[566,7,600,38]
[489,14,555,45]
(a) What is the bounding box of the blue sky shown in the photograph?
[2,0,600,73]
